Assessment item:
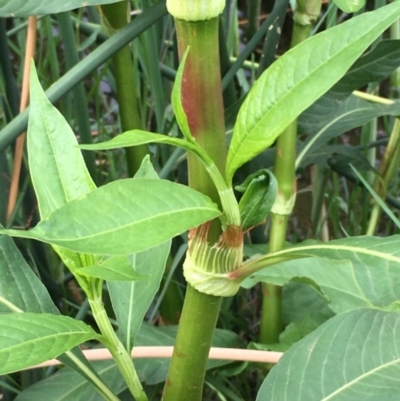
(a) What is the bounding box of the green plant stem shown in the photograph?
[100,1,148,176]
[88,280,147,401]
[163,286,222,400]
[246,0,261,41]
[367,118,400,235]
[162,17,226,401]
[63,350,121,401]
[260,17,313,344]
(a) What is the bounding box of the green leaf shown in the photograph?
[108,157,171,351]
[236,169,277,231]
[0,313,100,375]
[282,281,334,326]
[0,0,121,17]
[28,63,96,220]
[257,309,400,401]
[0,233,58,314]
[80,129,198,155]
[0,179,220,255]
[332,0,365,13]
[108,242,170,351]
[226,2,400,182]
[15,360,126,401]
[79,255,147,282]
[242,236,400,314]
[296,95,400,168]
[0,230,116,399]
[14,360,127,401]
[337,39,400,93]
[296,39,400,159]
[299,144,374,172]
[28,63,97,275]
[133,154,159,179]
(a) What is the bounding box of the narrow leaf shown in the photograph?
[108,157,171,351]
[299,39,400,138]
[28,64,96,219]
[226,2,400,182]
[0,313,99,375]
[108,243,170,350]
[0,179,221,255]
[351,165,400,229]
[80,129,197,154]
[257,309,400,401]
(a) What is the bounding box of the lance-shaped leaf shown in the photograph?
[0,313,100,375]
[226,2,400,183]
[236,169,277,231]
[108,157,171,351]
[241,235,400,314]
[257,309,400,401]
[0,179,220,255]
[0,0,121,17]
[299,39,400,135]
[80,130,199,157]
[28,64,96,219]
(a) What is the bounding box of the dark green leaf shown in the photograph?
[297,96,400,168]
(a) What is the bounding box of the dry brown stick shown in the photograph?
[6,16,37,222]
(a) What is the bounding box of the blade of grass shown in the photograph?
[351,164,400,230]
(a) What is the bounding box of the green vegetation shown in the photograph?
[1,1,400,400]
